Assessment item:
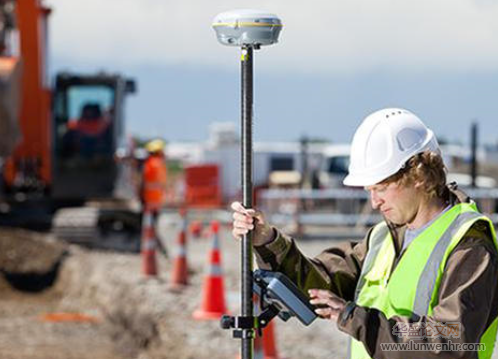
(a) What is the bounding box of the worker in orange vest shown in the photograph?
[68,103,110,136]
[64,103,111,157]
[142,139,169,257]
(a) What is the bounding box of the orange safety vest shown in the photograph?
[142,155,167,211]
[67,118,110,136]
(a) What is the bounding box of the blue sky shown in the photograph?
[46,0,498,145]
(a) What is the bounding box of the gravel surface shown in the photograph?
[0,220,349,359]
[56,220,349,359]
[2,216,497,359]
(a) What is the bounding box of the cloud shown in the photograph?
[46,0,498,74]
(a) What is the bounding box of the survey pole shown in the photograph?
[213,10,282,359]
[240,44,254,358]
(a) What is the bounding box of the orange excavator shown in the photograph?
[0,0,141,250]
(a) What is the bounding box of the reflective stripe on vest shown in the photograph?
[413,210,481,316]
[354,222,390,301]
[350,203,498,359]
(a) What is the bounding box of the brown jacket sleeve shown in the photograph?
[337,221,498,359]
[254,227,369,300]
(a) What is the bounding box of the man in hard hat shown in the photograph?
[232,108,498,359]
[142,139,169,257]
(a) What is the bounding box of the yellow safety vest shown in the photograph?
[351,203,498,359]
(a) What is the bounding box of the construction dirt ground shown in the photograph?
[2,213,498,359]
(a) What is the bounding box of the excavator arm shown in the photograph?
[0,0,21,159]
[0,57,21,159]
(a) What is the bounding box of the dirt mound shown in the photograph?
[0,227,67,274]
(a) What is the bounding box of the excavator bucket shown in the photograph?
[0,57,21,158]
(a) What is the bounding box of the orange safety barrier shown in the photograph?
[184,164,222,208]
[193,220,228,320]
[141,210,158,276]
[170,208,189,289]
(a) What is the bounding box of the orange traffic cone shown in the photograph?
[189,220,202,239]
[170,208,189,289]
[254,296,281,359]
[236,296,282,359]
[193,220,228,320]
[141,210,158,276]
[257,320,280,359]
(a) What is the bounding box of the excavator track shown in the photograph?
[52,207,141,253]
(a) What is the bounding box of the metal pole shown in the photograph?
[471,122,478,188]
[240,45,254,359]
[300,135,309,211]
[300,135,309,188]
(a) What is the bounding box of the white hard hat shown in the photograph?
[343,108,439,187]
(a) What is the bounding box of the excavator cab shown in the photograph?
[52,73,136,201]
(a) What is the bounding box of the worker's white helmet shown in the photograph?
[343,108,439,187]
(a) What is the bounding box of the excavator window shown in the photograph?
[55,84,115,159]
